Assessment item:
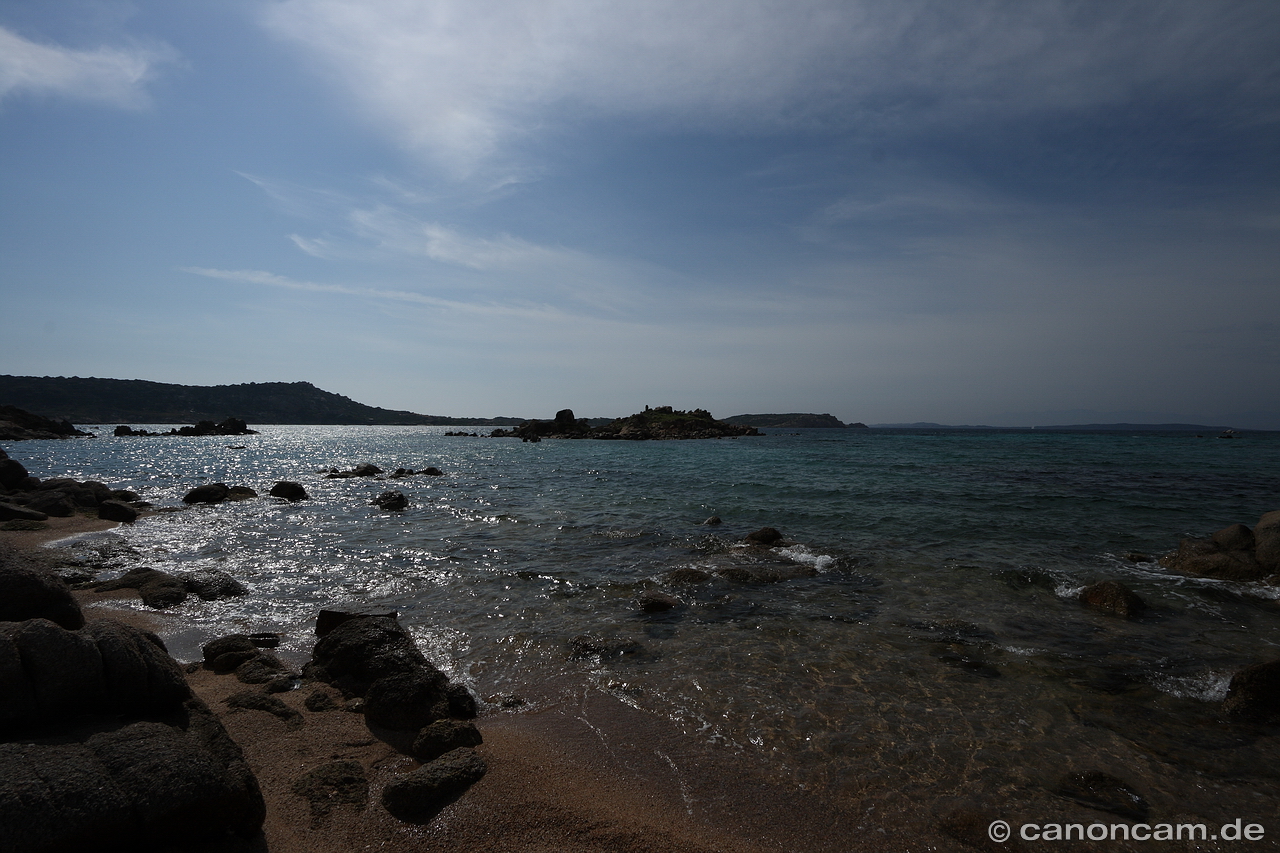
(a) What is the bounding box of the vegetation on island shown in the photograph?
[490,406,760,441]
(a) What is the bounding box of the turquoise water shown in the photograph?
[12,426,1280,829]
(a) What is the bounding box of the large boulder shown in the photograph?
[0,705,265,850]
[0,618,188,731]
[1255,510,1280,573]
[94,567,189,609]
[412,719,483,762]
[364,671,451,731]
[373,490,408,511]
[0,559,84,628]
[305,616,438,696]
[0,457,30,489]
[269,481,309,501]
[182,569,247,601]
[0,502,48,522]
[98,500,139,523]
[202,635,261,674]
[1221,659,1280,722]
[23,490,78,517]
[183,483,231,505]
[1162,536,1265,582]
[380,748,487,822]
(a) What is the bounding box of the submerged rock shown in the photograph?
[1053,771,1149,821]
[1079,580,1147,619]
[373,490,408,511]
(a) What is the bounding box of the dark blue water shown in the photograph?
[13,425,1280,830]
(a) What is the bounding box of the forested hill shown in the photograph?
[0,375,523,426]
[722,413,864,429]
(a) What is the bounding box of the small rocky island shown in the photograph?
[490,407,760,441]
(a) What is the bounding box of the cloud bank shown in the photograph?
[261,0,1280,177]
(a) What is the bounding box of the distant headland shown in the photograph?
[0,375,524,426]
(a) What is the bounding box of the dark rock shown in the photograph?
[226,486,258,501]
[97,499,139,523]
[183,568,248,601]
[0,501,48,522]
[95,567,188,608]
[702,516,722,525]
[0,618,189,730]
[110,489,140,502]
[364,671,451,731]
[24,490,77,517]
[663,567,712,584]
[307,616,436,696]
[249,632,280,648]
[87,717,265,840]
[421,466,443,476]
[745,527,784,546]
[202,635,260,672]
[412,720,483,762]
[264,675,297,693]
[269,481,309,501]
[1256,510,1280,573]
[1212,523,1255,552]
[380,748,487,822]
[292,760,368,818]
[305,687,342,712]
[235,654,291,685]
[0,559,85,628]
[315,608,398,637]
[638,590,681,612]
[1221,659,1280,722]
[0,457,30,489]
[568,634,644,660]
[445,682,479,720]
[1163,537,1265,581]
[1053,771,1149,821]
[1079,580,1147,618]
[183,483,231,505]
[373,490,408,511]
[1123,552,1150,563]
[226,690,303,726]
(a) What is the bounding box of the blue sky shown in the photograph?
[2,1,1279,427]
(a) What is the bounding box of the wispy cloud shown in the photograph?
[260,1,1280,177]
[0,25,175,108]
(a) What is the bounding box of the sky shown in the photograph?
[2,1,1279,427]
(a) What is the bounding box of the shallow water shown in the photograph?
[15,425,1280,834]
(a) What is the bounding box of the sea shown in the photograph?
[14,425,1280,838]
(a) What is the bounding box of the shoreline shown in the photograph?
[0,522,962,852]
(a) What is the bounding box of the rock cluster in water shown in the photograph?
[1161,510,1280,582]
[491,406,760,441]
[114,417,258,437]
[0,447,145,525]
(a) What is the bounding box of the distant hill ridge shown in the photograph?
[723,413,864,429]
[0,375,523,426]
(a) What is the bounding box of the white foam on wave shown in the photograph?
[775,544,837,572]
[1054,583,1086,599]
[1150,670,1233,703]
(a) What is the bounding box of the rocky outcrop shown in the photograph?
[183,483,231,504]
[0,574,266,850]
[94,567,190,609]
[0,405,90,441]
[491,406,761,441]
[302,614,477,730]
[0,557,84,629]
[1161,511,1280,582]
[114,418,258,437]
